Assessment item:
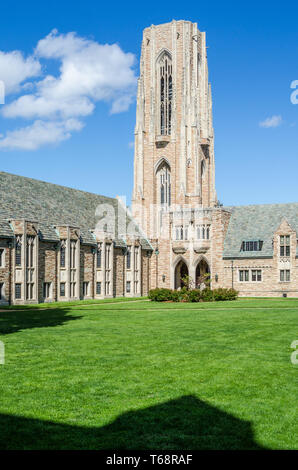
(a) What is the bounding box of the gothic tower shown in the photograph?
[132,20,220,290]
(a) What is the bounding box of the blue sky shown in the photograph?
[0,0,297,207]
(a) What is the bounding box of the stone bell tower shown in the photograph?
[132,20,218,289]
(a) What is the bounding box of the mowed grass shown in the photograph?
[0,297,298,449]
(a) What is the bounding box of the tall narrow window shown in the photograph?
[158,163,171,207]
[134,246,139,294]
[70,241,76,269]
[26,236,35,300]
[83,282,89,296]
[60,240,66,268]
[60,283,65,297]
[0,249,4,267]
[105,244,111,295]
[26,236,34,268]
[97,244,102,268]
[126,247,131,269]
[15,236,22,266]
[96,282,101,295]
[158,52,172,135]
[15,283,21,299]
[43,282,51,299]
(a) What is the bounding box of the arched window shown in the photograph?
[158,163,171,207]
[158,51,172,135]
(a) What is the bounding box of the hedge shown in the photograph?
[148,287,238,302]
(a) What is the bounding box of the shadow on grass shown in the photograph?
[0,395,264,450]
[0,308,81,335]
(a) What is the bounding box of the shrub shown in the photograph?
[186,289,202,302]
[200,288,214,302]
[148,287,238,302]
[169,290,180,302]
[212,288,238,301]
[148,288,174,302]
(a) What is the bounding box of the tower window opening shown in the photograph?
[159,164,171,207]
[158,52,172,135]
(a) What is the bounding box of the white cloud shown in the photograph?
[0,30,137,150]
[0,119,84,150]
[3,30,136,120]
[259,115,282,128]
[0,50,41,95]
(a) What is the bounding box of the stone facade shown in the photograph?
[0,172,153,305]
[0,20,297,304]
[131,20,298,298]
[0,218,152,305]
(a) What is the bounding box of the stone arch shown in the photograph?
[155,158,171,207]
[156,48,172,63]
[173,256,189,289]
[194,256,210,288]
[154,157,171,175]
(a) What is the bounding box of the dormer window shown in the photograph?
[280,235,290,257]
[240,240,263,252]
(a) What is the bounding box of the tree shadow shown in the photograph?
[0,308,81,335]
[0,395,265,450]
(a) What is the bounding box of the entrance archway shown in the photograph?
[195,258,210,288]
[174,259,188,289]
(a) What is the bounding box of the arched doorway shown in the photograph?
[174,259,188,289]
[195,258,210,288]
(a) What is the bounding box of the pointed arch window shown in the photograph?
[158,51,172,135]
[158,164,171,207]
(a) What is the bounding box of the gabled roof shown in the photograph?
[0,172,152,249]
[0,219,14,239]
[223,203,298,259]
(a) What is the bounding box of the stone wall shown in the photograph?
[38,241,57,303]
[0,241,11,305]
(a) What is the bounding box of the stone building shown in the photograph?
[0,172,152,305]
[0,19,297,305]
[131,20,298,298]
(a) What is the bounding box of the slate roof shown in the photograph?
[0,171,152,249]
[0,218,14,239]
[223,203,298,259]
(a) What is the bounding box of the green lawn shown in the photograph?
[0,297,297,449]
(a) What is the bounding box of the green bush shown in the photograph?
[169,290,180,302]
[200,288,214,302]
[212,288,238,301]
[148,288,174,301]
[148,287,238,302]
[186,289,202,302]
